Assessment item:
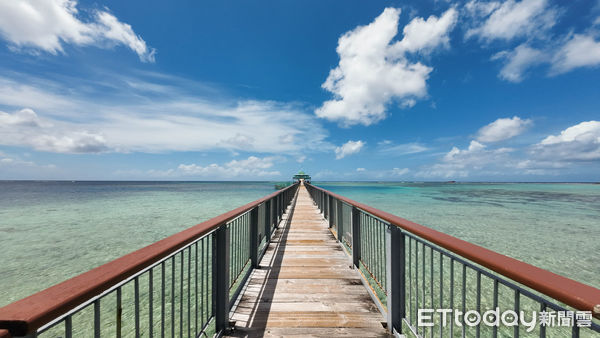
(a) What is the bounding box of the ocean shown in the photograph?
[1,181,599,308]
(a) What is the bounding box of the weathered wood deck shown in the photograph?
[225,184,389,337]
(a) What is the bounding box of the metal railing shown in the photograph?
[0,183,298,338]
[306,183,600,338]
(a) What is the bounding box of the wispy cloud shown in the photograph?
[335,140,365,159]
[465,0,557,41]
[0,0,155,61]
[0,71,329,154]
[115,156,281,180]
[377,140,429,155]
[550,33,600,74]
[316,7,457,126]
[465,0,600,81]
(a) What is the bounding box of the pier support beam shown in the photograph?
[351,206,361,268]
[250,207,259,268]
[386,225,405,334]
[328,195,333,228]
[214,225,230,333]
[264,200,271,243]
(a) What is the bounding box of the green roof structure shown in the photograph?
[293,171,311,183]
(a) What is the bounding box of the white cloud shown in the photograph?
[0,108,43,127]
[377,141,428,155]
[296,155,307,163]
[476,116,532,142]
[0,0,154,62]
[175,156,280,178]
[466,0,557,41]
[0,73,329,154]
[391,8,458,54]
[356,167,366,172]
[418,140,515,178]
[335,140,365,159]
[316,7,457,126]
[0,152,56,171]
[550,34,600,74]
[392,167,410,176]
[0,108,109,153]
[533,121,600,161]
[492,44,545,82]
[417,121,600,179]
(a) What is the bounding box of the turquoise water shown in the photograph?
[0,181,274,307]
[1,181,599,310]
[317,182,600,290]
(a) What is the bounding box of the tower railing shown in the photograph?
[305,183,600,338]
[0,184,299,338]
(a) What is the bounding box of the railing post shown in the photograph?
[386,224,405,334]
[250,207,259,268]
[276,194,281,225]
[323,193,328,219]
[264,200,271,242]
[328,196,333,228]
[351,206,361,268]
[337,201,343,242]
[214,224,230,333]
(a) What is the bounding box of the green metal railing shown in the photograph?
[306,183,600,338]
[0,184,298,338]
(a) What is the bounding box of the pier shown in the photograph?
[226,184,388,337]
[0,179,599,337]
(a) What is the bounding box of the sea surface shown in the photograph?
[1,181,599,308]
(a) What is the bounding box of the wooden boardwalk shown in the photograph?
[226,184,389,337]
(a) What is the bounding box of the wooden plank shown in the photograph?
[225,184,389,337]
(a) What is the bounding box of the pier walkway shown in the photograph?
[226,184,388,337]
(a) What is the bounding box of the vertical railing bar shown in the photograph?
[201,239,205,327]
[180,250,184,338]
[381,221,386,291]
[422,242,426,335]
[208,235,212,324]
[540,303,546,338]
[416,239,419,335]
[450,258,454,337]
[375,219,380,287]
[462,264,466,338]
[188,246,191,338]
[94,299,100,338]
[160,262,165,338]
[476,271,481,338]
[439,251,443,338]
[370,217,375,283]
[117,287,122,338]
[195,241,199,334]
[171,256,175,338]
[408,237,412,326]
[514,290,520,338]
[135,276,140,338]
[149,268,154,338]
[65,315,72,338]
[493,279,499,338]
[572,318,580,338]
[430,246,433,338]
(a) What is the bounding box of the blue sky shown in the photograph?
[0,0,599,181]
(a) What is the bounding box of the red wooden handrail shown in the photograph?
[307,183,600,319]
[0,184,297,336]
